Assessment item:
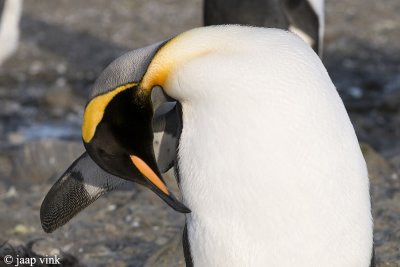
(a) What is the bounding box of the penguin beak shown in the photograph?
[129,155,190,213]
[130,155,169,195]
[83,126,190,213]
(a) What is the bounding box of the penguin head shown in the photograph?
[83,83,152,184]
[81,42,189,213]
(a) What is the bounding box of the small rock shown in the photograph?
[32,239,60,256]
[104,224,118,235]
[56,63,67,75]
[7,131,25,145]
[0,154,13,177]
[13,224,30,235]
[349,86,363,98]
[61,244,73,252]
[90,244,111,256]
[55,77,67,87]
[389,154,400,173]
[29,61,44,76]
[131,219,140,228]
[0,186,18,199]
[155,237,168,246]
[45,82,73,111]
[107,204,117,211]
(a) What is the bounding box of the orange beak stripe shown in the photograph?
[130,155,169,195]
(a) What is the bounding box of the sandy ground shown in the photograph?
[0,0,399,266]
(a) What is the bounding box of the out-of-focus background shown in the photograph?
[0,0,399,266]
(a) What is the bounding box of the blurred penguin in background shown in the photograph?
[204,0,324,56]
[0,0,22,66]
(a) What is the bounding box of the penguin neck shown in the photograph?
[142,26,287,94]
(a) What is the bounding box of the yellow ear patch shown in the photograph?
[82,83,137,143]
[141,29,212,90]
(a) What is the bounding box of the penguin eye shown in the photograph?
[97,148,116,158]
[98,148,107,156]
[97,148,110,158]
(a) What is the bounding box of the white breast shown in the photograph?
[164,27,372,267]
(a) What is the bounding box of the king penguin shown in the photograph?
[204,0,325,55]
[0,0,22,66]
[41,25,374,266]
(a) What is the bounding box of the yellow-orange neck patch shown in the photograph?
[141,29,212,91]
[82,83,137,143]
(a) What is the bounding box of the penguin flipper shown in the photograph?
[152,87,180,173]
[40,152,125,233]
